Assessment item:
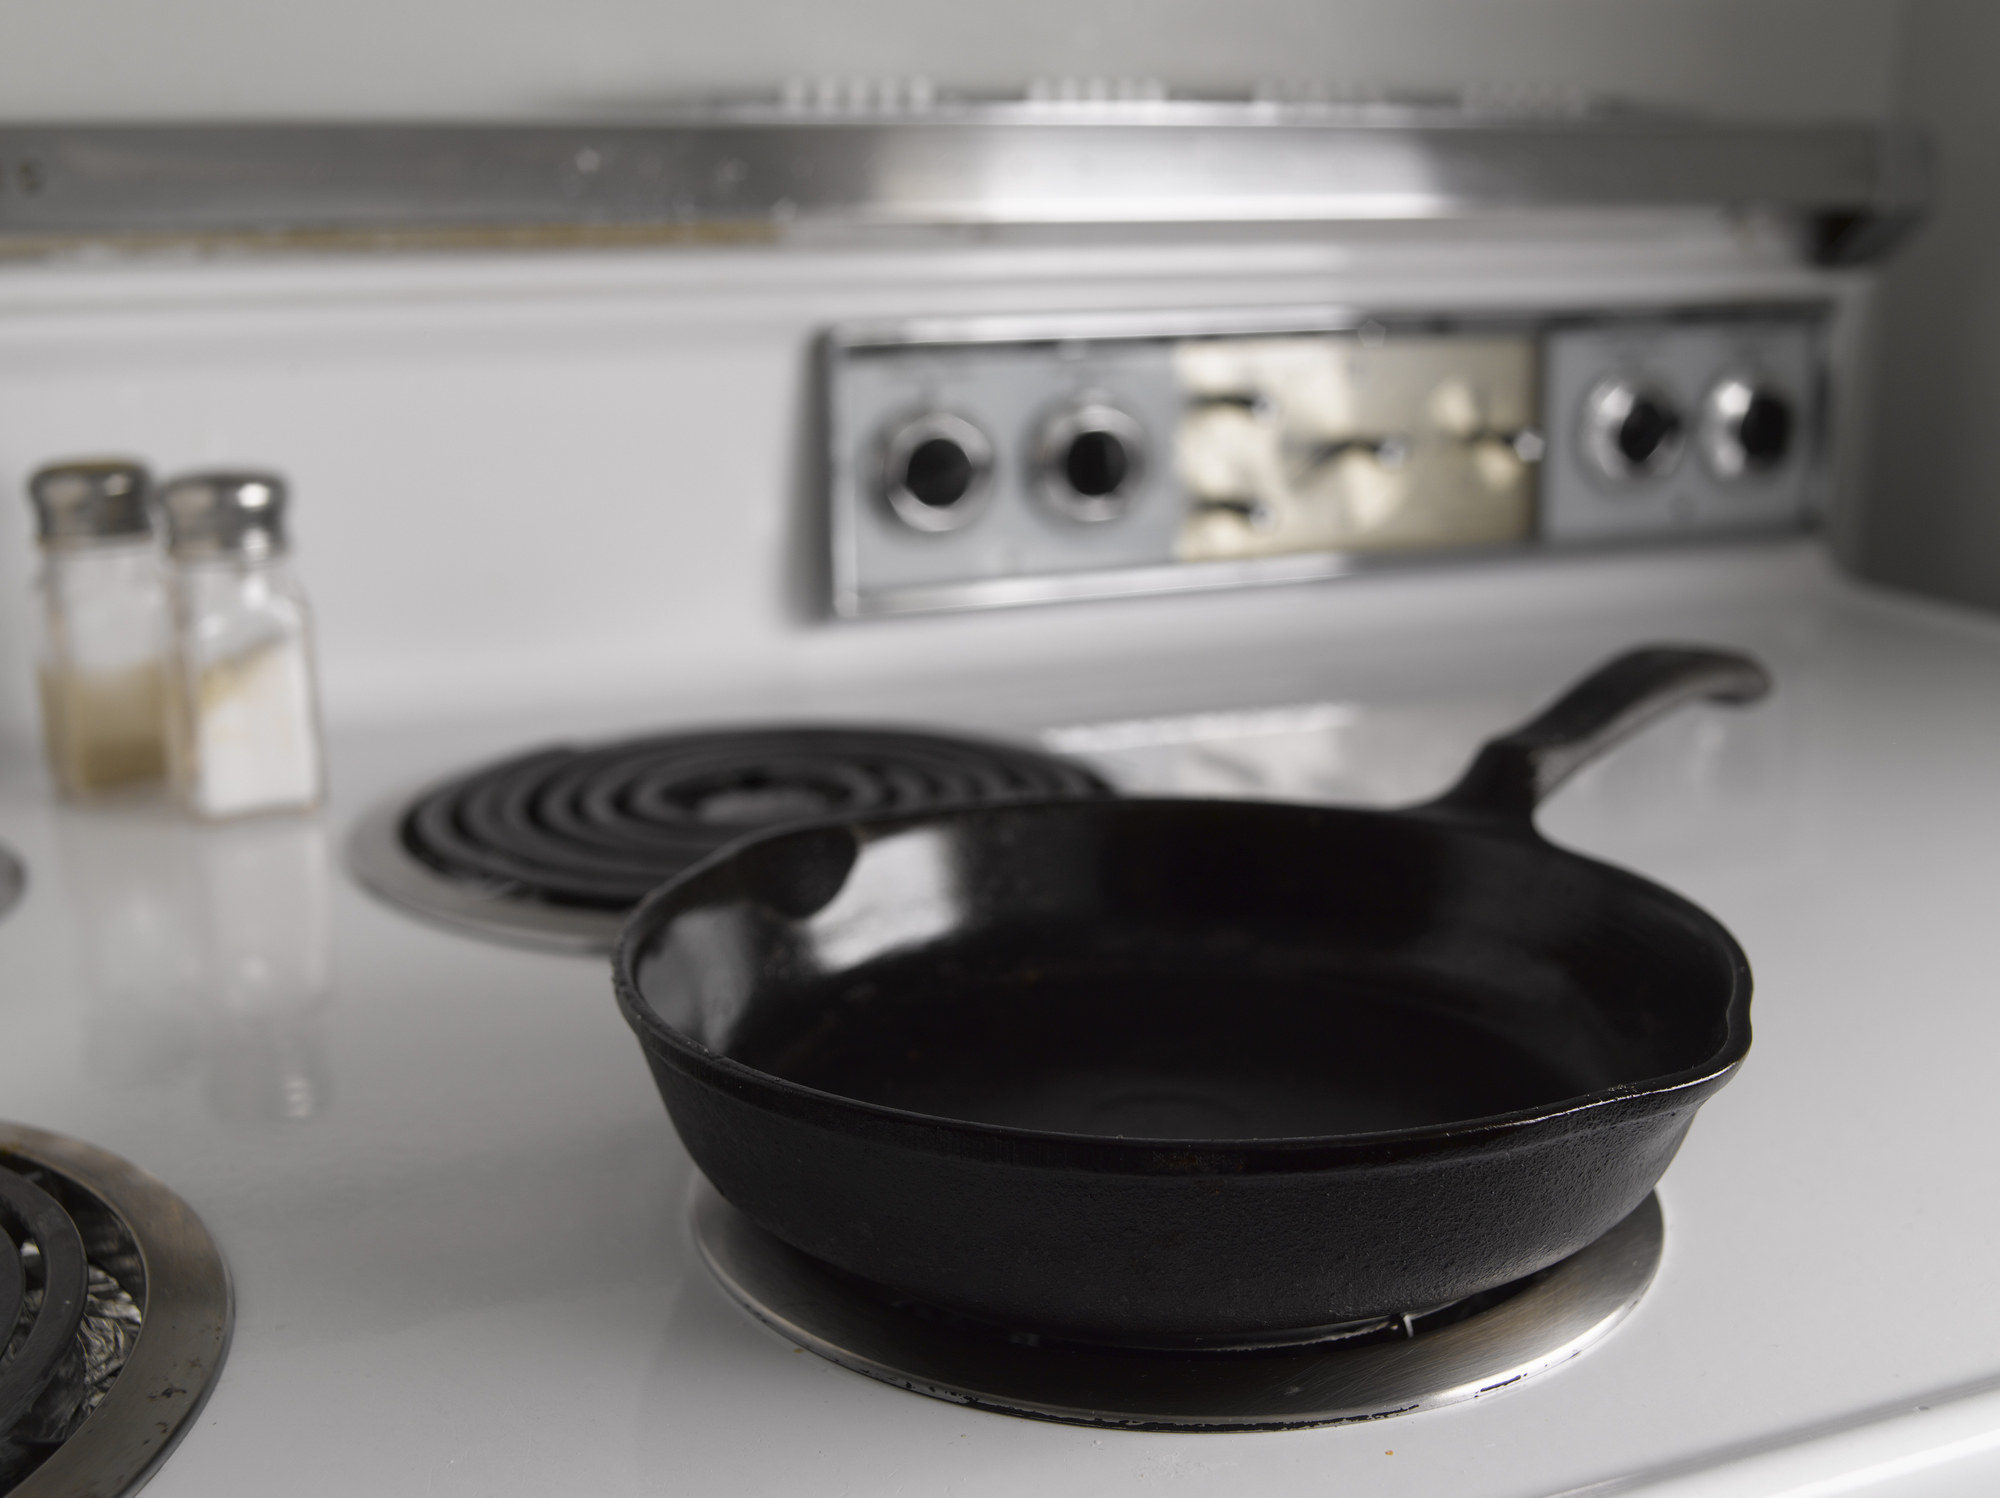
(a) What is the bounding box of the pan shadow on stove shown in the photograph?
[52,803,333,1125]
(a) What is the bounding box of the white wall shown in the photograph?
[1852,0,2000,612]
[0,0,1902,122]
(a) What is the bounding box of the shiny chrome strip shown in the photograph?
[0,117,1925,264]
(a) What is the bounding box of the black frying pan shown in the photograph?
[615,646,1763,1348]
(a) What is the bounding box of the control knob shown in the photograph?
[880,413,995,532]
[1035,400,1147,523]
[1700,377,1794,479]
[1582,379,1685,483]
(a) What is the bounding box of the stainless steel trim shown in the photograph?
[839,548,1359,616]
[831,300,1830,354]
[347,794,624,954]
[1033,400,1148,523]
[1581,377,1686,484]
[692,1176,1663,1430]
[0,118,1927,264]
[880,412,997,533]
[843,539,1534,615]
[837,525,1818,617]
[835,305,1378,351]
[1,1122,231,1498]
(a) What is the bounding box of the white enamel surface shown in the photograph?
[0,216,1957,1492]
[4,546,2000,1495]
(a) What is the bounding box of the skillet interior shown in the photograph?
[629,798,1745,1144]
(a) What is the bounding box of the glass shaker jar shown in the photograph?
[159,471,326,819]
[27,459,171,796]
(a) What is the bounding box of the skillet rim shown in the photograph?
[611,796,1753,1172]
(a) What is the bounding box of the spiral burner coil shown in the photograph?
[0,1168,90,1451]
[354,726,1111,951]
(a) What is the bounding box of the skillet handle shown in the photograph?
[1423,645,1771,828]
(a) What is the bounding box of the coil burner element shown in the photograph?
[0,1124,231,1498]
[351,726,1112,952]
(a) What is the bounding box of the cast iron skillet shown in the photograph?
[615,646,1764,1349]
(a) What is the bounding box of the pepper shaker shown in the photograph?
[27,459,171,796]
[159,471,326,819]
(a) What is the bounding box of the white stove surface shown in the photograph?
[4,545,2000,1497]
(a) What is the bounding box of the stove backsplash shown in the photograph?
[0,218,1871,748]
[830,306,1826,615]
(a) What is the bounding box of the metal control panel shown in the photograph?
[826,309,1826,616]
[1540,318,1822,543]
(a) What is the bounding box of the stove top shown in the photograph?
[0,120,1977,1495]
[350,726,1109,950]
[3,550,2000,1497]
[0,1125,229,1498]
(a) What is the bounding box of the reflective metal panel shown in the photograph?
[0,109,1925,262]
[1174,333,1539,561]
[826,307,1826,616]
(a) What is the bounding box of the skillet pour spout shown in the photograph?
[615,645,1765,1347]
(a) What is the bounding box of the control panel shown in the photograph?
[1540,319,1820,542]
[826,310,1825,616]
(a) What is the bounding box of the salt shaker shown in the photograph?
[159,471,326,819]
[27,459,172,796]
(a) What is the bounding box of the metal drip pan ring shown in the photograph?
[350,727,1110,954]
[349,797,627,952]
[1,1123,232,1498]
[692,1177,1662,1431]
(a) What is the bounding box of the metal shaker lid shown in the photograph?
[158,471,290,560]
[27,459,154,546]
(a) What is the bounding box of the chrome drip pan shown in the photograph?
[0,1124,231,1498]
[691,1178,1663,1431]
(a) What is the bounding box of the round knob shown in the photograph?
[1035,401,1147,523]
[1701,377,1795,480]
[880,413,995,532]
[1583,379,1685,483]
